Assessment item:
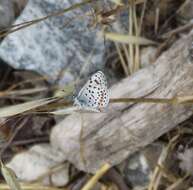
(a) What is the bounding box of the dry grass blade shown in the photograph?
[0,0,93,38]
[31,163,68,184]
[166,174,189,190]
[138,0,147,34]
[5,76,48,92]
[2,95,193,118]
[0,87,49,98]
[50,105,103,115]
[0,97,56,118]
[161,22,193,39]
[50,106,79,115]
[148,146,168,190]
[154,8,160,35]
[133,2,140,72]
[121,44,131,74]
[0,160,21,190]
[82,163,111,190]
[1,95,193,118]
[108,0,123,5]
[0,183,66,190]
[114,43,130,75]
[148,135,180,190]
[105,32,158,45]
[157,165,178,183]
[173,96,193,104]
[110,97,173,104]
[128,2,134,73]
[51,96,193,116]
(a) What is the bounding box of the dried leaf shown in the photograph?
[105,32,158,45]
[0,97,56,118]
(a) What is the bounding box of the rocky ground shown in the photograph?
[0,0,193,190]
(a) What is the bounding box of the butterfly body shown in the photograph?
[74,71,109,112]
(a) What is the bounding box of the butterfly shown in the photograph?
[74,71,109,112]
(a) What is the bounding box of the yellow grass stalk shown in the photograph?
[82,163,111,190]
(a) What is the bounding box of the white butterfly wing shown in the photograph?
[74,71,109,111]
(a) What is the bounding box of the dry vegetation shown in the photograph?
[0,0,193,190]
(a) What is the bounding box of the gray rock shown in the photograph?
[7,144,69,186]
[0,0,15,29]
[0,0,105,85]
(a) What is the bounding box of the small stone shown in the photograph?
[6,144,68,186]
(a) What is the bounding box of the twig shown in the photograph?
[161,22,193,39]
